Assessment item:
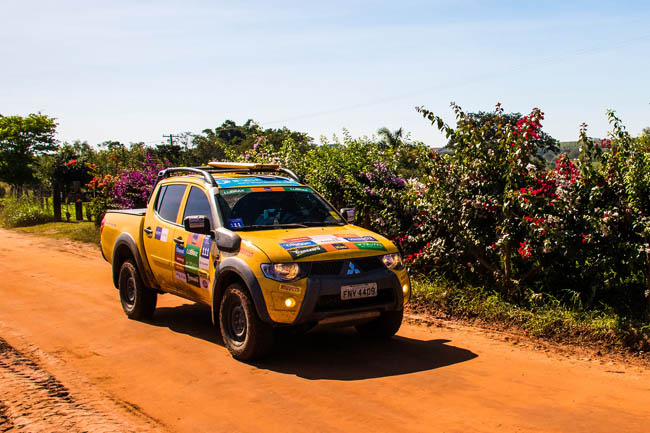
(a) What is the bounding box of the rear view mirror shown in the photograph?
[214,227,241,252]
[340,207,355,223]
[183,215,211,235]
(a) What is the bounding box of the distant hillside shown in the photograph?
[540,141,581,165]
[435,140,598,166]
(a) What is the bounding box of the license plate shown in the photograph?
[341,282,378,300]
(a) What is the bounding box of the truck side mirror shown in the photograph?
[214,227,241,252]
[183,215,211,235]
[340,207,355,223]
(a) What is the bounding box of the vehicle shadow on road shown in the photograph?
[149,303,478,380]
[148,303,222,345]
[256,330,478,380]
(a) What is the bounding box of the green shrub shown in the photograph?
[0,196,54,228]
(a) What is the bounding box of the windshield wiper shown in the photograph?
[299,221,346,227]
[234,223,308,231]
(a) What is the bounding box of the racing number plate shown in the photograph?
[340,282,378,300]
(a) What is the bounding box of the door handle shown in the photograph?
[144,227,153,237]
[174,237,184,245]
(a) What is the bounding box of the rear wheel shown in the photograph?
[219,283,273,361]
[355,309,403,338]
[118,260,157,320]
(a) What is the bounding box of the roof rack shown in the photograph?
[204,161,301,182]
[154,163,301,188]
[155,167,217,187]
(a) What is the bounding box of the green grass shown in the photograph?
[14,221,100,245]
[409,277,650,352]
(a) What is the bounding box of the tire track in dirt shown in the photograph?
[0,336,158,433]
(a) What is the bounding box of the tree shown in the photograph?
[445,110,559,156]
[377,127,405,148]
[0,113,58,190]
[191,120,313,164]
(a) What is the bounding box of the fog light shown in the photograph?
[284,297,296,308]
[402,284,409,294]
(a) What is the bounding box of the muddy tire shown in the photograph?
[355,309,403,338]
[118,260,157,320]
[219,283,273,361]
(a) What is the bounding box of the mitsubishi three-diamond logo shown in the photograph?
[347,262,361,275]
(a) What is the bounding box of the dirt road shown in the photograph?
[0,228,649,433]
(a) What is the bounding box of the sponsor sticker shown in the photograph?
[184,245,200,269]
[175,270,187,282]
[279,240,316,250]
[215,177,299,187]
[284,237,311,242]
[287,245,327,259]
[199,236,212,270]
[200,278,210,290]
[186,273,201,287]
[174,245,185,266]
[154,227,169,241]
[279,284,301,294]
[251,186,285,192]
[188,217,205,229]
[310,235,345,244]
[283,186,312,193]
[331,243,349,250]
[344,236,378,242]
[220,187,251,196]
[353,241,387,251]
[189,233,202,247]
[227,218,244,229]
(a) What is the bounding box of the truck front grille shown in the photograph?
[309,256,384,276]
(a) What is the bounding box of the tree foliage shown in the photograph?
[0,113,58,187]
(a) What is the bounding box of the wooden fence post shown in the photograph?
[52,183,61,221]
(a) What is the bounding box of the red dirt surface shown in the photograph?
[0,228,649,433]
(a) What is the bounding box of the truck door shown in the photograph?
[171,185,215,304]
[143,183,188,294]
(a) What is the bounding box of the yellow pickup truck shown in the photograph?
[100,162,410,360]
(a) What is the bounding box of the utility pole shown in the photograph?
[163,134,178,146]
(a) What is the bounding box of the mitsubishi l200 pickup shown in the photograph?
[100,162,410,360]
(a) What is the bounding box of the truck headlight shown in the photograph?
[261,263,307,281]
[381,253,404,270]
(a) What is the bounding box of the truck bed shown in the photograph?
[106,208,147,216]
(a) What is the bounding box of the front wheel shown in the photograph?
[219,283,273,361]
[355,309,403,338]
[118,259,157,320]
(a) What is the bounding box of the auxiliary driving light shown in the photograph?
[402,284,409,294]
[284,297,296,308]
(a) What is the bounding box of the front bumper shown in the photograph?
[291,267,404,326]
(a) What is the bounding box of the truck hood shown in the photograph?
[237,224,398,262]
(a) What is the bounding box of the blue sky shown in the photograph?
[2,1,649,147]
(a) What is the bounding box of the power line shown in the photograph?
[259,31,650,126]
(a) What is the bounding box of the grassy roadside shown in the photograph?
[408,277,650,355]
[12,221,100,245]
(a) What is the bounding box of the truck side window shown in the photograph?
[154,185,167,213]
[157,184,186,223]
[183,186,213,226]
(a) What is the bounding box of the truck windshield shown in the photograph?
[216,186,344,231]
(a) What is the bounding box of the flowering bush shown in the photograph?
[111,154,165,209]
[86,154,168,223]
[385,104,650,316]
